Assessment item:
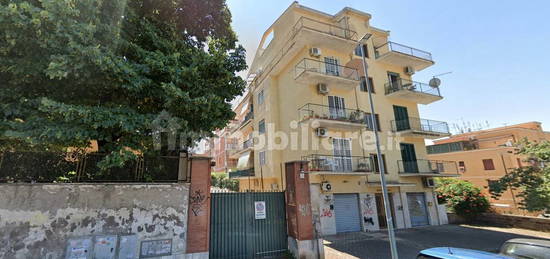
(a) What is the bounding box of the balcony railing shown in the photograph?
[295,58,360,81]
[299,103,366,125]
[242,138,253,149]
[391,117,450,135]
[385,78,441,97]
[397,159,458,175]
[375,41,433,61]
[292,16,358,41]
[229,168,254,178]
[304,154,375,173]
[427,141,480,154]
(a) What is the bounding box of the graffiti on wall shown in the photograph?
[320,208,333,218]
[189,189,207,216]
[362,194,376,226]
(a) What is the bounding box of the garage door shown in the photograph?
[334,194,361,233]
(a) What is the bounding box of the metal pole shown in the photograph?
[359,36,399,259]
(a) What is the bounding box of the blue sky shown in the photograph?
[226,0,550,132]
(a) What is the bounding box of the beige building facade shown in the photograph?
[427,122,550,215]
[214,2,458,234]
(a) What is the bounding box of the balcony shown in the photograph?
[228,138,254,159]
[304,154,375,175]
[299,103,367,129]
[374,41,434,71]
[397,159,459,177]
[294,58,360,88]
[427,141,479,154]
[291,17,358,54]
[391,117,450,139]
[384,78,442,104]
[229,168,254,178]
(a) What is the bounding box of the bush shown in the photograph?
[211,173,239,191]
[435,178,490,219]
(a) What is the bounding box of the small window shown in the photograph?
[483,159,495,170]
[354,44,369,58]
[258,119,266,134]
[370,154,387,173]
[360,77,375,93]
[259,151,266,166]
[365,113,381,131]
[458,161,466,172]
[258,89,264,105]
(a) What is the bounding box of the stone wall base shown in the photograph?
[288,237,324,259]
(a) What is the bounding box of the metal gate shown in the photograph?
[333,194,362,233]
[209,191,288,259]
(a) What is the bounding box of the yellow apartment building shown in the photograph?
[427,122,550,216]
[215,2,458,234]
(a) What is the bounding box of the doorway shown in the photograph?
[407,193,430,227]
[400,143,419,173]
[375,193,396,229]
[393,105,411,131]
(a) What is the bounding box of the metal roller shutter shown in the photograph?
[334,194,362,233]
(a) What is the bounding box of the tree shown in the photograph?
[0,0,247,167]
[489,140,550,214]
[435,178,490,219]
[211,172,238,192]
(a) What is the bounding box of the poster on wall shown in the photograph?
[255,201,266,219]
[140,239,172,258]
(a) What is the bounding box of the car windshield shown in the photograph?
[500,243,550,259]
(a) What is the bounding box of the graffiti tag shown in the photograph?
[189,190,206,216]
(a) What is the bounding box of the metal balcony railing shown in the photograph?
[397,159,458,175]
[295,58,360,81]
[304,154,375,173]
[391,117,450,135]
[229,168,254,178]
[385,78,441,97]
[299,103,367,125]
[375,41,433,61]
[292,16,358,41]
[242,138,253,149]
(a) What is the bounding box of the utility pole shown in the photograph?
[359,34,399,259]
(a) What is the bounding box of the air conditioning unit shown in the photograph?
[423,177,435,188]
[405,66,415,75]
[321,182,332,192]
[309,47,321,57]
[316,127,328,138]
[317,83,329,95]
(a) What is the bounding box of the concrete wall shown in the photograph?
[0,183,190,259]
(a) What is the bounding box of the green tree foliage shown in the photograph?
[489,140,550,213]
[435,178,490,219]
[0,0,247,167]
[211,172,238,192]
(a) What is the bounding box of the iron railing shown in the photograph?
[242,138,254,149]
[299,103,367,124]
[0,152,181,183]
[391,117,450,134]
[374,41,433,61]
[228,168,255,178]
[397,159,458,175]
[292,16,358,41]
[427,141,479,154]
[385,78,441,96]
[295,58,360,81]
[304,154,375,173]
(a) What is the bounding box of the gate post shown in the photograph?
[285,161,324,259]
[186,156,212,259]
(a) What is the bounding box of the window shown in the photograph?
[487,180,498,193]
[324,57,340,76]
[483,159,495,170]
[259,151,266,166]
[332,138,352,172]
[258,119,265,134]
[258,89,264,105]
[458,161,466,172]
[370,154,387,173]
[328,96,346,119]
[360,77,375,93]
[354,44,369,58]
[365,113,381,131]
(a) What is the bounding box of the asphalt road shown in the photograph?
[323,224,550,259]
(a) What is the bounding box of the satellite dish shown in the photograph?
[429,77,441,88]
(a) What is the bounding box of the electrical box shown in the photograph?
[65,237,93,259]
[118,235,139,259]
[93,235,118,259]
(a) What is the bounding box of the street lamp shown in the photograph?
[358,33,399,259]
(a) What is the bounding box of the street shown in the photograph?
[324,224,550,259]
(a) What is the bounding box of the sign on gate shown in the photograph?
[255,201,266,219]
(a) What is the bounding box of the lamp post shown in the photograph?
[359,33,399,259]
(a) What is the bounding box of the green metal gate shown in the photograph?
[209,191,288,259]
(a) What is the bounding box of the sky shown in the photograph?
[226,0,550,132]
